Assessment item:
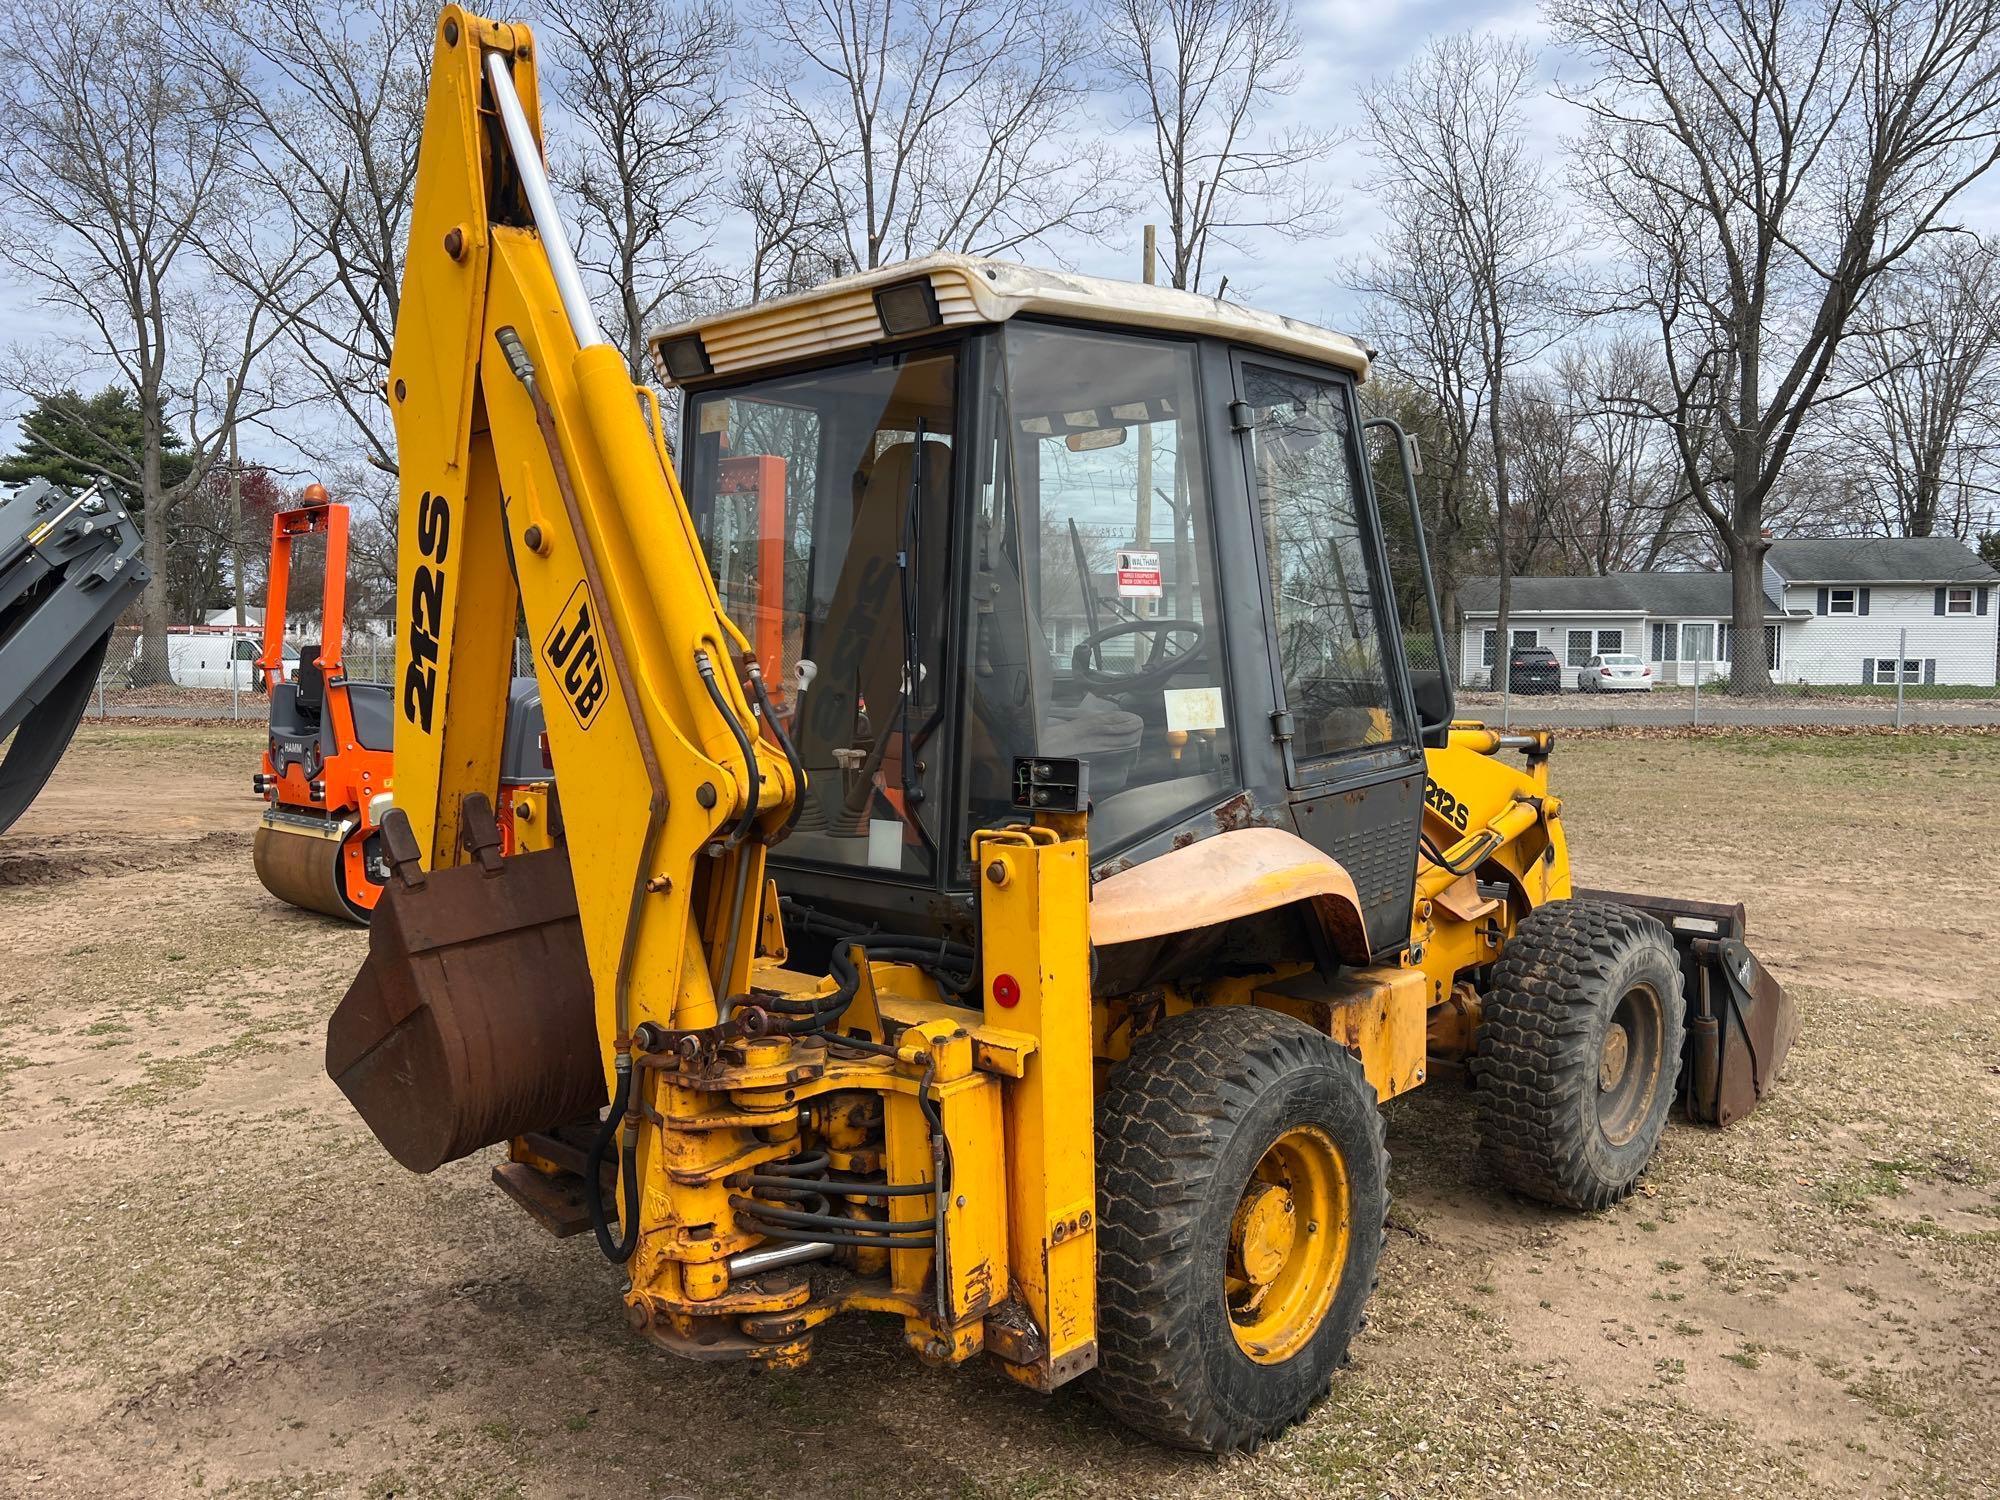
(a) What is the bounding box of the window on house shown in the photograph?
[1567,629,1593,667]
[1947,587,1974,615]
[1871,658,1926,684]
[1482,629,1496,668]
[1829,588,1857,615]
[1716,624,1732,661]
[1650,622,1677,662]
[1764,625,1780,671]
[1596,629,1622,655]
[1681,622,1716,663]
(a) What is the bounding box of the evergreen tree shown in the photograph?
[0,386,192,502]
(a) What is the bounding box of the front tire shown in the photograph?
[1475,899,1685,1210]
[1093,1006,1388,1453]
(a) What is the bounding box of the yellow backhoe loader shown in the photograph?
[328,7,1797,1451]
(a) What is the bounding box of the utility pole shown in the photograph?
[228,379,246,629]
[1136,225,1156,558]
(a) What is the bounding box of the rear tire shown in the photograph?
[1475,899,1685,1210]
[1093,1006,1388,1453]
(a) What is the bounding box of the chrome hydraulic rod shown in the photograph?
[482,50,603,349]
[725,1240,837,1277]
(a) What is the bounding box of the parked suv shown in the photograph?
[1504,644,1563,694]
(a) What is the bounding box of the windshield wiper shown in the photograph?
[896,419,936,859]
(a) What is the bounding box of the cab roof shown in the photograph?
[646,253,1372,387]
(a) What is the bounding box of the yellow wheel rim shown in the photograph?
[1226,1124,1350,1364]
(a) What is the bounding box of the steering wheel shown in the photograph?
[1071,618,1206,694]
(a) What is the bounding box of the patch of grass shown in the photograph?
[1723,1342,1765,1370]
[1845,1370,1922,1423]
[1820,1157,1924,1211]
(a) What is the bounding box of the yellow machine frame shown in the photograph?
[340,8,1780,1441]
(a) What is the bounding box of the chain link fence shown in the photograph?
[89,619,533,721]
[82,609,2000,730]
[1456,613,2000,730]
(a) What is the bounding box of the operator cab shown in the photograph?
[654,256,1447,955]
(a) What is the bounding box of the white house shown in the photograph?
[1459,536,1999,690]
[1760,538,1997,687]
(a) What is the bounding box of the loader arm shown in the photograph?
[380,7,794,1108]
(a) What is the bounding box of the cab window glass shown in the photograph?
[1241,363,1406,762]
[963,324,1235,854]
[686,350,956,876]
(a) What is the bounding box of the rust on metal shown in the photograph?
[326,800,605,1173]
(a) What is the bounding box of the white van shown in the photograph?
[130,629,300,689]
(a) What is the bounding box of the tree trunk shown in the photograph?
[137,423,171,686]
[1726,532,1772,693]
[1488,354,1514,698]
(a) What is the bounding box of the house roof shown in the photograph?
[1461,572,1783,619]
[1765,536,2000,584]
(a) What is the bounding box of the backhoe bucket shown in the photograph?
[326,801,603,1173]
[1577,888,1797,1126]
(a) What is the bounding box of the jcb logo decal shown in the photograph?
[1424,778,1471,831]
[402,490,450,733]
[543,582,608,728]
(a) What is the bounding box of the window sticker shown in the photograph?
[1115,547,1163,598]
[1163,685,1225,732]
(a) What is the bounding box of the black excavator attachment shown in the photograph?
[1578,888,1798,1126]
[0,480,148,835]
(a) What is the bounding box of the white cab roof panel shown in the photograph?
[647,253,1371,385]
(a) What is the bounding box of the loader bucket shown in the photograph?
[326,800,604,1173]
[1576,888,1797,1126]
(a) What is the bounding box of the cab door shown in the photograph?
[1229,352,1424,958]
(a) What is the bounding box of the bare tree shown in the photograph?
[1100,0,1335,293]
[731,130,858,301]
[1363,33,1574,687]
[747,0,1127,274]
[1552,0,2000,690]
[1353,240,1490,637]
[181,0,433,476]
[1832,237,2000,538]
[546,0,738,382]
[0,0,300,681]
[1510,338,1701,576]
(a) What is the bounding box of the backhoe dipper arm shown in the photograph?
[384,7,795,1073]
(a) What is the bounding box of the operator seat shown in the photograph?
[294,645,325,721]
[793,437,954,827]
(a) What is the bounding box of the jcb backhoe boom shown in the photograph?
[382,10,793,1064]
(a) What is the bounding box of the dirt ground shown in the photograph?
[0,723,1996,1499]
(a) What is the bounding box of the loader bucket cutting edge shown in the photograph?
[1575,887,1797,1127]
